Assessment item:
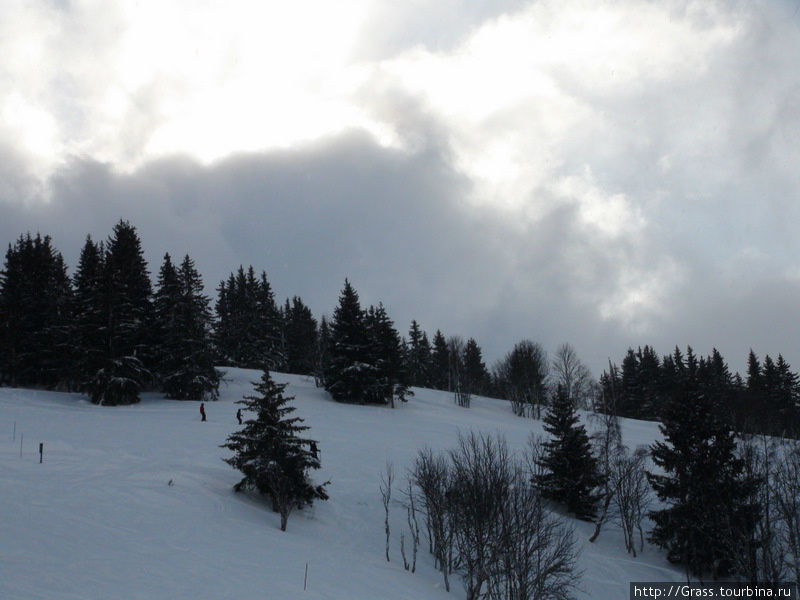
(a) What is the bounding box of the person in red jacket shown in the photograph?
[200,402,206,422]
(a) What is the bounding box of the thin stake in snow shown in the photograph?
[303,562,308,591]
[39,442,43,464]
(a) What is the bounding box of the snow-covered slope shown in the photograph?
[0,368,684,599]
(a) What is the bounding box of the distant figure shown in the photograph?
[200,402,206,422]
[236,408,242,425]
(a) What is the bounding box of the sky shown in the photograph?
[1,0,800,377]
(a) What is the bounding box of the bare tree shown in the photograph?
[485,437,581,600]
[773,439,800,587]
[552,343,593,409]
[411,448,455,592]
[448,336,470,408]
[723,434,789,584]
[380,462,394,562]
[589,366,623,544]
[495,340,549,418]
[611,446,651,556]
[448,433,512,600]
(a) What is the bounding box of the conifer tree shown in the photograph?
[538,385,603,520]
[325,279,376,403]
[87,220,153,405]
[462,337,489,396]
[430,330,450,391]
[283,296,318,375]
[156,254,220,400]
[73,236,107,391]
[0,233,73,388]
[222,369,328,531]
[647,377,760,576]
[313,315,331,388]
[364,303,409,406]
[407,320,432,387]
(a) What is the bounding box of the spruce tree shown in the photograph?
[364,303,409,406]
[325,280,376,403]
[647,378,760,577]
[222,369,328,531]
[538,385,603,520]
[87,220,153,405]
[0,233,73,389]
[313,315,331,388]
[431,330,450,391]
[462,337,489,396]
[284,296,318,375]
[156,254,220,400]
[73,236,107,391]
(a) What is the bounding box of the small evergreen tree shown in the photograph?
[222,369,328,531]
[538,385,603,520]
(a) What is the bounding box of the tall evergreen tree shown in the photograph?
[0,233,73,388]
[214,266,284,369]
[222,369,328,531]
[73,236,107,391]
[313,315,331,388]
[87,220,153,405]
[325,280,375,403]
[462,337,489,396]
[156,254,220,400]
[283,296,318,375]
[364,303,409,406]
[430,330,450,391]
[537,385,603,520]
[647,377,760,576]
[407,320,432,387]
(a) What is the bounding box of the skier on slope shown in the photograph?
[236,408,242,424]
[200,402,206,422]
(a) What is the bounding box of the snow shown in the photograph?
[0,368,686,599]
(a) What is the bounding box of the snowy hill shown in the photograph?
[1,368,685,599]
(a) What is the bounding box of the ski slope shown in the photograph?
[0,368,685,599]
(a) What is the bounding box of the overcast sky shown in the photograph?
[2,0,800,376]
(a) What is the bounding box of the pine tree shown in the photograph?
[364,303,409,406]
[313,315,331,388]
[87,221,153,405]
[0,233,73,389]
[462,338,489,396]
[222,369,328,531]
[325,280,376,403]
[214,266,283,369]
[407,320,432,387]
[431,330,450,391]
[284,296,318,375]
[73,236,107,391]
[156,254,220,400]
[538,385,603,520]
[647,377,760,577]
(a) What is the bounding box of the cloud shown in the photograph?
[1,0,800,378]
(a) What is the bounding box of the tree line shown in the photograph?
[601,345,800,438]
